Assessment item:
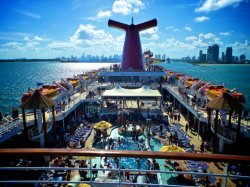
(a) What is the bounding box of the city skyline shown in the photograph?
[0,0,250,59]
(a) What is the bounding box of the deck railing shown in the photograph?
[0,149,250,187]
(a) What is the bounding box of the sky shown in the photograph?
[0,0,250,59]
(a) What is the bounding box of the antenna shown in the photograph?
[132,17,134,24]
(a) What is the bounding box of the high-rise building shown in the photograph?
[234,56,239,63]
[199,50,202,61]
[207,44,219,63]
[226,47,233,63]
[199,50,206,62]
[240,54,246,62]
[207,46,212,62]
[213,44,219,62]
[222,52,225,62]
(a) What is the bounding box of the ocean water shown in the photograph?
[0,61,249,115]
[0,61,112,115]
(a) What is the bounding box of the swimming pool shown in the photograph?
[107,128,148,169]
[101,127,176,185]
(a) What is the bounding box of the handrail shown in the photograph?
[1,148,250,163]
[1,149,250,187]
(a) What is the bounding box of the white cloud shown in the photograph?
[160,38,195,50]
[46,23,124,55]
[228,40,250,54]
[1,24,126,58]
[184,26,192,32]
[2,42,22,48]
[219,32,231,36]
[185,36,198,41]
[194,16,210,22]
[166,26,174,30]
[16,10,41,19]
[112,0,144,15]
[0,32,31,41]
[193,33,222,47]
[70,24,114,45]
[140,27,159,40]
[25,42,40,49]
[97,10,112,18]
[24,35,44,42]
[195,0,243,13]
[200,33,215,39]
[1,40,41,53]
[88,10,112,21]
[165,26,179,32]
[47,41,74,49]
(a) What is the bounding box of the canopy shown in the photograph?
[159,145,186,153]
[20,89,55,109]
[102,85,161,99]
[206,92,244,111]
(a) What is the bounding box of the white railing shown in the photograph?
[0,119,23,143]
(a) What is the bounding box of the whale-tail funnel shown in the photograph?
[108,18,157,71]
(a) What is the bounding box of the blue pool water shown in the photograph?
[108,128,148,169]
[107,128,175,185]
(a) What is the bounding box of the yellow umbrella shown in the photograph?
[78,184,91,187]
[159,145,186,153]
[76,148,96,160]
[93,120,112,130]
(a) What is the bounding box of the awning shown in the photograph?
[101,84,161,99]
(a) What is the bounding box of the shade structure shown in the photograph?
[20,89,56,147]
[20,89,55,109]
[76,148,96,160]
[93,121,112,130]
[102,84,161,99]
[159,145,186,153]
[206,92,244,111]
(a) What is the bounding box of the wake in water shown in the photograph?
[192,63,216,70]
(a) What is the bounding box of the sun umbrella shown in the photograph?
[76,148,96,160]
[78,184,91,187]
[93,121,112,130]
[159,145,186,153]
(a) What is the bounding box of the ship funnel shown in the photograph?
[108,18,157,71]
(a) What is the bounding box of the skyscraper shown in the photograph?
[213,44,219,62]
[207,44,219,63]
[240,54,246,62]
[226,47,233,63]
[222,52,225,62]
[199,50,206,62]
[207,46,212,62]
